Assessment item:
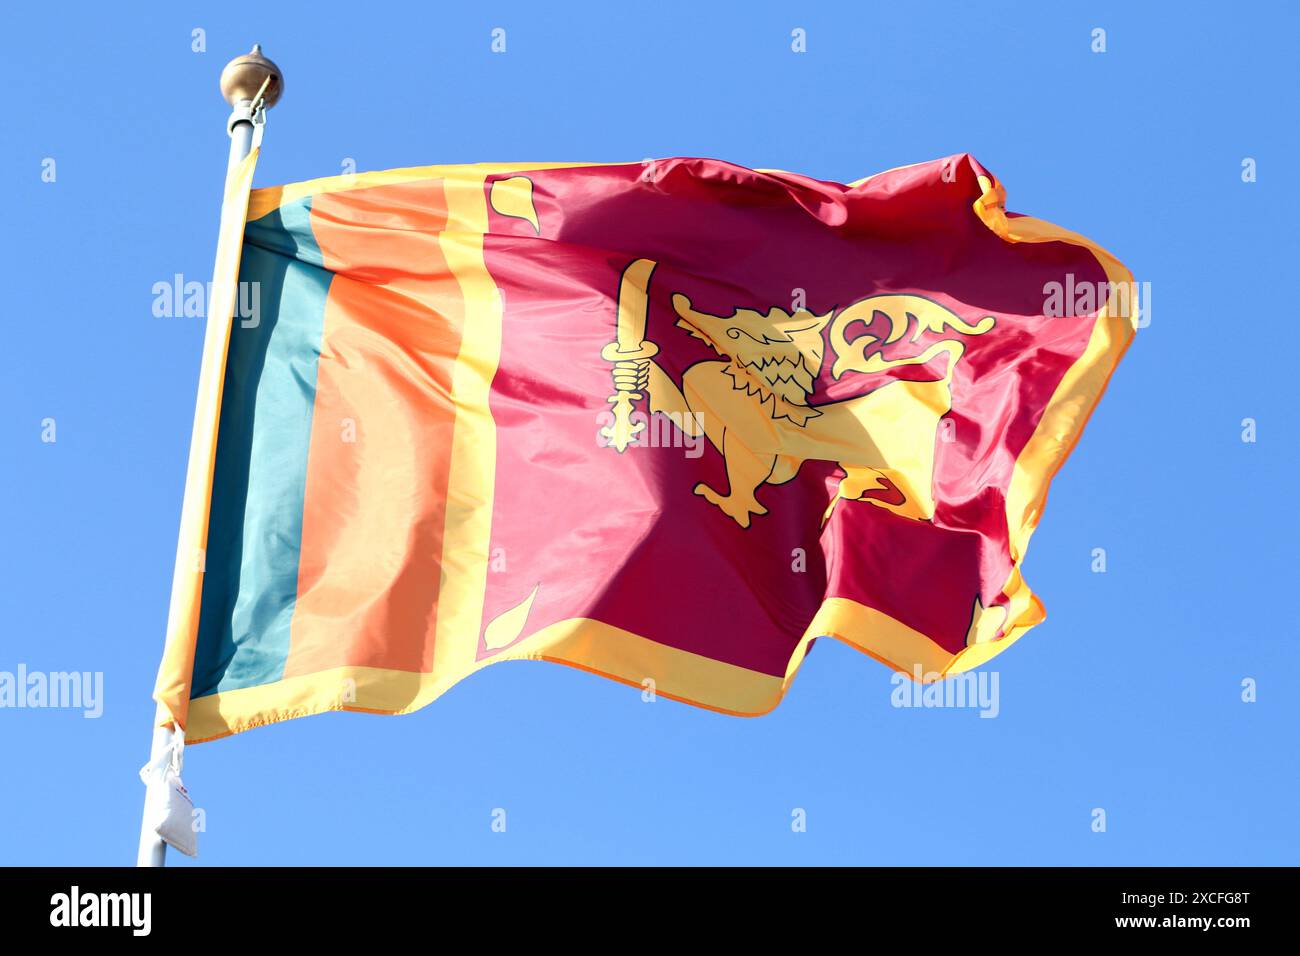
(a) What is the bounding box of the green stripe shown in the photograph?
[191,199,329,698]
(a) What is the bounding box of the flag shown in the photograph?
[154,154,1135,741]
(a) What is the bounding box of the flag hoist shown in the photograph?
[136,45,283,867]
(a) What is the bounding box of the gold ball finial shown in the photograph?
[219,44,283,108]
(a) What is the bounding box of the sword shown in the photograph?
[600,258,660,452]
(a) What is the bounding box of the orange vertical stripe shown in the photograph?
[283,179,465,677]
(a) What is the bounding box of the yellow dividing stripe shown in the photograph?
[428,174,504,680]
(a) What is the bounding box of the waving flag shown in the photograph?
[153,154,1135,742]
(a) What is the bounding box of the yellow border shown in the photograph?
[247,161,632,222]
[187,619,787,742]
[181,161,1135,742]
[968,172,1137,662]
[186,591,1031,742]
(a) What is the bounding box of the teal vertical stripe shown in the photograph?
[191,199,329,698]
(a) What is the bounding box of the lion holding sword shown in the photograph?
[600,258,995,529]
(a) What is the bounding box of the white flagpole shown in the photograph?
[136,45,283,867]
[136,725,174,867]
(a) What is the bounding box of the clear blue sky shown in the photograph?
[2,0,1296,865]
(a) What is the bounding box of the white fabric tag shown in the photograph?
[139,731,198,858]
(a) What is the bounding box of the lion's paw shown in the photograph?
[693,482,765,528]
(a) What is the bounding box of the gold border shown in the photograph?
[187,619,786,742]
[247,161,631,221]
[185,593,1025,742]
[964,172,1137,666]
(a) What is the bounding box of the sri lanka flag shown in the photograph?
[153,154,1135,742]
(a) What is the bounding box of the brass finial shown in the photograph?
[219,44,283,109]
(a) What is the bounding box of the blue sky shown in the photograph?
[2,0,1297,865]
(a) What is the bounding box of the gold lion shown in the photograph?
[603,259,994,529]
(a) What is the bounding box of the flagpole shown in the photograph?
[136,45,282,868]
